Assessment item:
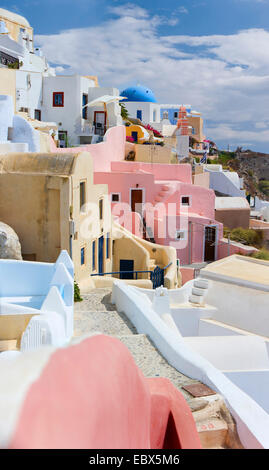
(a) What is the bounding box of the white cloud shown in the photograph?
[36,6,269,150]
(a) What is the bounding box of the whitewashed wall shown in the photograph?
[111,280,269,449]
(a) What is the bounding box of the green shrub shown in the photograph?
[258,180,269,197]
[249,249,269,261]
[224,227,264,248]
[74,281,83,302]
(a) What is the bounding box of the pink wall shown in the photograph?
[94,170,160,206]
[51,126,126,172]
[111,161,192,184]
[95,159,222,264]
[180,267,195,285]
[165,183,216,220]
[108,162,215,219]
[153,214,223,265]
[8,335,201,449]
[218,240,257,259]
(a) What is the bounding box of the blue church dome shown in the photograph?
[121,85,157,103]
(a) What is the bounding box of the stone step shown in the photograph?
[192,287,206,297]
[195,418,228,449]
[194,279,209,289]
[0,339,18,352]
[189,294,204,305]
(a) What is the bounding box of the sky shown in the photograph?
[5,0,269,152]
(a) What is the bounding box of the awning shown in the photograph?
[83,95,126,109]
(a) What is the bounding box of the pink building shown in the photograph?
[51,126,252,269]
[94,161,224,266]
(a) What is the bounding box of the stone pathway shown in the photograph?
[74,288,199,403]
[74,288,243,449]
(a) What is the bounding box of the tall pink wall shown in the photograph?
[50,126,126,172]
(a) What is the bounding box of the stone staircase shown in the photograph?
[74,288,243,449]
[142,182,173,243]
[153,183,173,205]
[189,278,210,305]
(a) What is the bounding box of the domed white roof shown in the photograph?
[0,8,31,28]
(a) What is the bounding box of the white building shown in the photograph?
[0,8,123,147]
[120,84,200,136]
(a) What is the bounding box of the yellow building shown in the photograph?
[132,143,178,164]
[188,113,206,150]
[126,124,151,144]
[0,151,180,291]
[0,151,112,286]
[0,70,16,109]
[0,8,33,46]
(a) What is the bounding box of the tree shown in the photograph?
[120,103,129,120]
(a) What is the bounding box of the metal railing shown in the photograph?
[90,262,172,289]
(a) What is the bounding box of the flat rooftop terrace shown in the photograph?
[202,255,269,288]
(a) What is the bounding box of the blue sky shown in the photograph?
[5,0,269,152]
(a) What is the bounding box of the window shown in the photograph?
[19,107,29,113]
[34,109,41,121]
[82,94,88,119]
[53,92,64,107]
[174,112,178,119]
[111,193,120,202]
[175,230,187,241]
[81,247,85,265]
[153,110,156,122]
[58,130,67,148]
[137,110,142,120]
[181,196,190,206]
[99,199,103,220]
[80,181,86,211]
[92,241,96,270]
[106,233,110,259]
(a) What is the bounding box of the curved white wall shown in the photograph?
[112,281,269,449]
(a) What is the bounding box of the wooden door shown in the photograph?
[131,189,143,214]
[204,226,216,262]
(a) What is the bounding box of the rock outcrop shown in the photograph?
[0,222,22,260]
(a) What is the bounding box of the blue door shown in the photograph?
[137,110,142,120]
[98,236,104,274]
[120,260,134,279]
[131,131,138,142]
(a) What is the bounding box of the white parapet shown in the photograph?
[112,280,269,449]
